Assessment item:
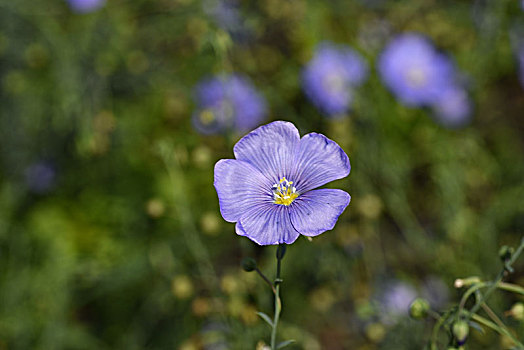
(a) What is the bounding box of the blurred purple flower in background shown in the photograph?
[378,33,455,107]
[214,121,351,245]
[192,74,267,135]
[431,86,472,128]
[378,281,417,324]
[302,42,368,117]
[203,0,244,37]
[25,161,56,194]
[67,0,106,13]
[378,32,472,127]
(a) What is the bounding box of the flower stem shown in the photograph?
[468,237,524,316]
[271,244,285,350]
[255,267,277,294]
[471,314,524,349]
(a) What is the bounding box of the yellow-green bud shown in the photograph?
[409,298,430,319]
[509,302,524,321]
[454,276,481,288]
[452,320,469,345]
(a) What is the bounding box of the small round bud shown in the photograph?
[499,245,514,262]
[508,302,524,321]
[452,320,469,345]
[241,257,257,272]
[454,277,481,288]
[409,298,430,319]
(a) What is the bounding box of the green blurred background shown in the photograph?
[0,0,523,349]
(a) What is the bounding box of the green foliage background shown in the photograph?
[0,0,523,349]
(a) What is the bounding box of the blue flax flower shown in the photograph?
[214,121,351,245]
[192,74,267,135]
[378,33,455,107]
[431,85,472,128]
[302,42,368,116]
[67,0,105,13]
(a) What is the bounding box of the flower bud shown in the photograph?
[452,320,469,345]
[508,302,524,321]
[241,257,257,272]
[454,277,481,288]
[409,298,430,319]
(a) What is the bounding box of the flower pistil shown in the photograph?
[272,177,298,206]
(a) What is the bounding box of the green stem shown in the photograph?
[256,267,276,294]
[468,237,524,316]
[271,283,282,349]
[430,309,453,349]
[458,281,524,315]
[498,282,524,296]
[271,244,285,350]
[471,314,524,349]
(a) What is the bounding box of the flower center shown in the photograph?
[198,100,235,126]
[405,67,427,87]
[272,177,299,206]
[199,109,216,125]
[323,73,346,94]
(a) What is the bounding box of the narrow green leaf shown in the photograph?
[256,312,273,327]
[277,339,296,349]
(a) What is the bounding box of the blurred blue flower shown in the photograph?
[203,0,246,40]
[431,85,472,128]
[192,74,267,135]
[378,33,455,107]
[214,121,351,245]
[25,161,56,194]
[67,0,105,13]
[302,42,368,116]
[379,281,417,324]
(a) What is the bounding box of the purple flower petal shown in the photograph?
[233,121,300,181]
[238,203,300,245]
[290,189,350,236]
[291,133,350,192]
[214,159,273,222]
[235,221,247,236]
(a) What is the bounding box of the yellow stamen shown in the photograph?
[272,177,299,206]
